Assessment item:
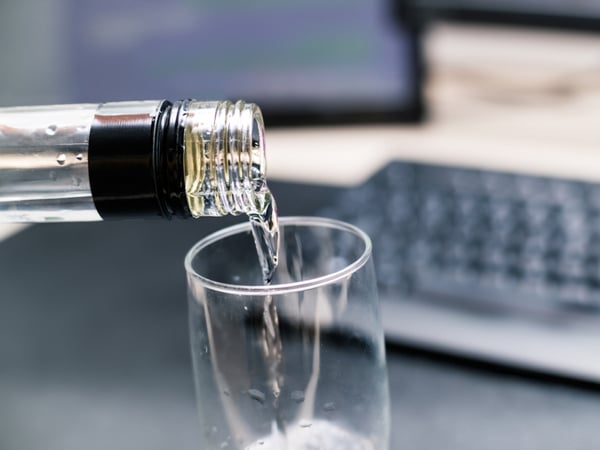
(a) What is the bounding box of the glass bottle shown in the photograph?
[0,99,271,222]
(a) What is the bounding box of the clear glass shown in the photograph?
[185,217,390,450]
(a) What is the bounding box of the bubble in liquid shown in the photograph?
[291,390,305,403]
[299,421,312,428]
[46,124,57,135]
[76,153,84,161]
[323,402,336,411]
[223,389,230,397]
[56,154,67,165]
[248,389,266,404]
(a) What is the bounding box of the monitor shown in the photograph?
[0,0,423,125]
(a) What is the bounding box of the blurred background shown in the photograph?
[0,0,422,123]
[2,0,600,449]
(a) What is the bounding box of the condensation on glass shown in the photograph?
[0,103,100,221]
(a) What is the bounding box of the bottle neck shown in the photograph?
[88,99,267,220]
[183,100,268,218]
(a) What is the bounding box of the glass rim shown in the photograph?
[184,216,372,295]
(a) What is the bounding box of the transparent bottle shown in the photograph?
[0,99,270,222]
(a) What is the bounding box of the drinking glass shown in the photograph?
[185,217,390,450]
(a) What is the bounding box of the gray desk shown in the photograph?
[1,182,599,450]
[388,350,600,450]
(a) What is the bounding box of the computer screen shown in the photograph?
[0,0,423,125]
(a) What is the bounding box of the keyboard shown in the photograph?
[319,162,600,382]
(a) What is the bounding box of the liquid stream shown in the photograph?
[248,189,285,431]
[246,188,343,448]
